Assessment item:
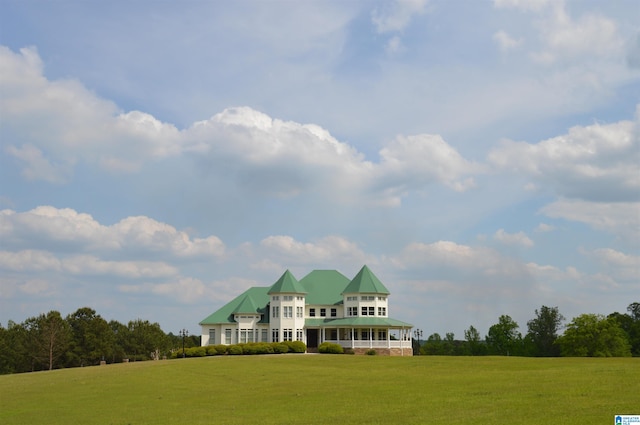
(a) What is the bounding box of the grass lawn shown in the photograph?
[1,355,638,424]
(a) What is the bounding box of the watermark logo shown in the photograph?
[616,415,640,425]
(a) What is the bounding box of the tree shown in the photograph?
[127,319,169,360]
[486,315,522,356]
[23,311,71,371]
[526,306,565,357]
[608,303,640,356]
[422,333,443,355]
[66,307,115,367]
[556,314,631,357]
[464,325,486,355]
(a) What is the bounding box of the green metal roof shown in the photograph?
[232,294,260,314]
[306,317,412,328]
[199,287,270,325]
[268,269,306,294]
[299,270,350,305]
[342,265,390,295]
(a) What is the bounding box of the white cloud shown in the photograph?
[535,223,555,233]
[493,0,551,12]
[541,199,640,241]
[493,30,523,53]
[493,229,534,247]
[371,0,429,34]
[488,115,639,202]
[0,207,226,259]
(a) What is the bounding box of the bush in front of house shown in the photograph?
[227,344,243,355]
[319,342,344,354]
[366,349,377,356]
[186,347,206,357]
[272,343,290,354]
[283,340,307,353]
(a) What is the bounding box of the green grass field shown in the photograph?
[1,355,638,425]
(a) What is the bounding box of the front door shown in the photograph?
[307,329,319,348]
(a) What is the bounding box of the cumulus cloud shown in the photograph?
[493,229,534,247]
[0,206,226,259]
[493,30,523,53]
[488,115,639,202]
[371,0,428,34]
[258,235,369,269]
[541,199,640,241]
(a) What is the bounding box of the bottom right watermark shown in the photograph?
[616,416,640,425]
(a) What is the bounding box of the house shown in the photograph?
[199,265,413,355]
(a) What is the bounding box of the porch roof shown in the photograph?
[305,317,412,328]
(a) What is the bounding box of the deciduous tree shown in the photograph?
[556,314,631,357]
[486,315,522,356]
[526,306,564,357]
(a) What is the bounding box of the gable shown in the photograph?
[199,287,270,325]
[342,265,390,295]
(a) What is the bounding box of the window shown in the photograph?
[296,296,304,301]
[347,296,357,301]
[361,330,369,340]
[208,329,215,345]
[296,329,304,341]
[361,295,374,301]
[378,330,387,340]
[283,329,293,341]
[261,329,268,342]
[378,307,386,316]
[361,306,368,316]
[283,295,293,301]
[331,308,337,317]
[248,329,254,343]
[240,330,247,343]
[368,306,374,316]
[272,329,279,342]
[296,306,303,318]
[310,308,316,317]
[272,296,279,301]
[320,308,326,317]
[329,329,337,340]
[378,296,386,301]
[284,306,293,318]
[225,329,232,344]
[348,307,358,316]
[272,306,279,318]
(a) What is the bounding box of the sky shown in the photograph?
[0,0,638,339]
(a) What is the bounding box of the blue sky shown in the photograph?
[1,0,638,338]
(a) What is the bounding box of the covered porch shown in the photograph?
[306,317,413,356]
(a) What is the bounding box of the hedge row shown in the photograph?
[172,341,307,358]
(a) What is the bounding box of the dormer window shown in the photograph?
[310,308,316,317]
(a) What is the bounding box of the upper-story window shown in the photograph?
[346,296,357,301]
[272,306,279,318]
[320,308,326,317]
[310,308,316,317]
[272,296,279,301]
[296,306,304,318]
[361,295,375,301]
[283,295,293,301]
[378,307,387,316]
[348,307,358,316]
[283,306,293,318]
[378,296,387,301]
[361,306,374,316]
[296,296,304,301]
[331,308,337,317]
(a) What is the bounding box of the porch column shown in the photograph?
[351,328,354,348]
[369,327,373,348]
[337,328,340,344]
[387,328,391,348]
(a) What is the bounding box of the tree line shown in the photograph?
[0,307,200,374]
[415,303,640,357]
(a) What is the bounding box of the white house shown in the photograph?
[199,265,413,355]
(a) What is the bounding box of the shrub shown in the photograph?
[366,349,377,356]
[206,346,219,356]
[272,343,290,354]
[186,347,206,357]
[319,342,344,354]
[284,340,307,353]
[213,345,228,355]
[227,345,243,355]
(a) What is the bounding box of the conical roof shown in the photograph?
[232,294,260,314]
[268,269,306,294]
[342,265,390,295]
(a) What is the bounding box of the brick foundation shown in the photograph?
[350,347,413,356]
